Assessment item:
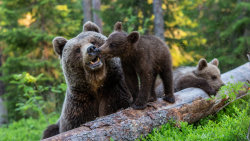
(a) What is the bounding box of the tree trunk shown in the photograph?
[0,49,7,126]
[92,0,102,32]
[153,0,165,41]
[0,98,7,126]
[82,0,92,23]
[0,51,4,96]
[44,63,250,141]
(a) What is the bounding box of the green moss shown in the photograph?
[0,113,59,141]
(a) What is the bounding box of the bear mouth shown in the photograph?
[87,56,103,70]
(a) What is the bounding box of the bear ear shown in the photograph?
[127,31,140,44]
[197,58,207,71]
[114,22,122,31]
[52,37,68,56]
[209,58,219,67]
[83,21,101,33]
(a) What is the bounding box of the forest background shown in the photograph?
[0,0,249,140]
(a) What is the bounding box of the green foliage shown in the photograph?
[218,81,248,101]
[207,81,248,101]
[0,113,59,141]
[142,95,250,141]
[101,0,152,35]
[0,0,82,121]
[3,72,66,120]
[11,73,47,118]
[195,0,249,72]
[0,0,249,138]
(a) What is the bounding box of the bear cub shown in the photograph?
[97,22,175,110]
[156,58,225,96]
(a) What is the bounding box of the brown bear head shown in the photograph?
[195,58,225,92]
[52,21,107,89]
[98,22,140,58]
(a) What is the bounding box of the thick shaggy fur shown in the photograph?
[42,22,132,139]
[155,58,224,96]
[42,124,59,139]
[98,22,175,110]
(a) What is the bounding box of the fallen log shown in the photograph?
[45,62,250,141]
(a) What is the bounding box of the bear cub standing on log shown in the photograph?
[42,21,132,139]
[155,58,225,96]
[98,22,175,110]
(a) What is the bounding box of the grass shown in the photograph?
[141,95,250,141]
[0,113,59,141]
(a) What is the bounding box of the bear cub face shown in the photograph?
[195,58,224,92]
[97,22,139,58]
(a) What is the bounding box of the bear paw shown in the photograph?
[131,100,147,110]
[148,96,157,102]
[208,89,217,96]
[163,95,175,103]
[129,96,134,105]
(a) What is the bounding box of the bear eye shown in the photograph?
[211,75,217,80]
[91,41,96,45]
[75,48,81,53]
[109,43,115,48]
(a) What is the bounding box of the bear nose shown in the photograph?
[95,48,101,54]
[87,45,96,54]
[87,45,100,56]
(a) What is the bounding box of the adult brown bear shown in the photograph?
[42,21,132,139]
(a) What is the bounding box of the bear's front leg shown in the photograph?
[59,94,99,133]
[176,75,217,96]
[123,66,139,102]
[131,70,153,110]
[159,61,175,103]
[99,78,133,116]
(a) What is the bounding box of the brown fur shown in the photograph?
[98,22,175,110]
[42,22,132,139]
[155,58,224,96]
[42,124,59,139]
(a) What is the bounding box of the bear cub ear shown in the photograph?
[114,22,122,31]
[197,58,207,70]
[209,58,219,67]
[127,31,140,44]
[52,37,68,56]
[83,21,101,33]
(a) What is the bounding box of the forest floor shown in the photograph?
[0,95,249,141]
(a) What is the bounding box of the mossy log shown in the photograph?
[45,63,250,141]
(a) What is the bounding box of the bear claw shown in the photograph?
[131,102,147,110]
[148,96,157,102]
[163,95,175,103]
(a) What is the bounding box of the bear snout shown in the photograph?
[98,44,113,58]
[215,82,225,92]
[87,45,100,56]
[95,48,101,54]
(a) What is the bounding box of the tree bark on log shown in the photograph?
[44,63,250,141]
